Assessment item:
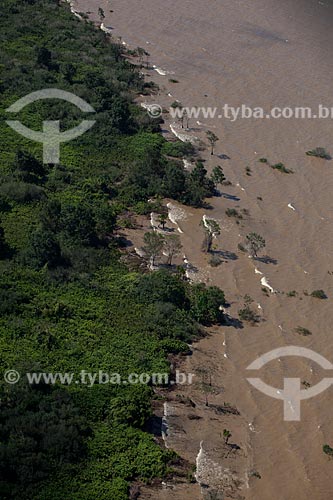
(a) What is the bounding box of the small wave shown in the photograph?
[261,276,276,293]
[170,123,198,144]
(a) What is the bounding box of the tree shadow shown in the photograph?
[217,153,231,160]
[116,235,133,248]
[145,415,162,437]
[224,315,244,329]
[220,192,240,202]
[158,226,176,233]
[225,442,241,458]
[201,201,214,209]
[255,255,277,265]
[214,250,238,261]
[183,262,199,274]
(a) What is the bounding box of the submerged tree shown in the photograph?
[245,232,266,258]
[163,234,182,266]
[98,7,105,20]
[157,212,168,230]
[223,429,232,445]
[201,218,221,253]
[142,231,164,267]
[211,165,226,188]
[206,130,219,155]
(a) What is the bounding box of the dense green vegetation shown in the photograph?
[0,1,226,498]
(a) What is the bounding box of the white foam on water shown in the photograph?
[261,276,276,293]
[170,123,198,144]
[167,202,187,233]
[134,247,145,258]
[161,402,169,448]
[66,0,83,19]
[153,65,174,76]
[202,215,220,238]
[100,22,112,34]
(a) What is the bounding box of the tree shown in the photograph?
[24,228,62,269]
[135,270,187,307]
[109,386,152,428]
[206,130,219,155]
[98,7,105,20]
[137,47,146,64]
[245,232,266,258]
[211,166,225,188]
[145,50,150,69]
[223,429,231,445]
[163,234,182,266]
[0,226,10,259]
[94,204,116,240]
[60,203,96,246]
[201,218,220,253]
[184,161,215,207]
[189,284,225,324]
[14,149,46,183]
[238,295,259,324]
[142,231,164,267]
[39,199,62,233]
[183,109,190,129]
[157,212,168,230]
[136,47,149,68]
[36,46,52,68]
[0,381,90,498]
[197,366,214,406]
[62,62,76,83]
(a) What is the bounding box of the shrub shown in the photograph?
[310,289,327,299]
[161,140,195,158]
[271,162,293,174]
[238,306,259,324]
[134,270,187,308]
[0,182,45,203]
[323,444,333,457]
[189,284,225,325]
[306,147,331,160]
[225,208,242,219]
[295,326,312,336]
[209,255,222,267]
[22,228,62,269]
